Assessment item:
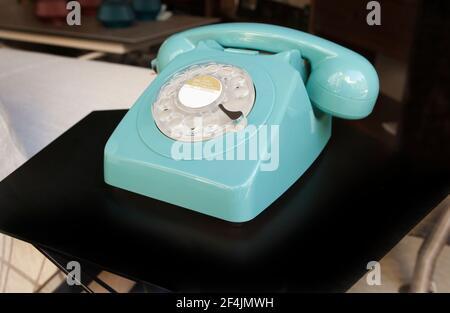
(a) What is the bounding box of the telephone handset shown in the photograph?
[154,23,379,119]
[104,23,379,222]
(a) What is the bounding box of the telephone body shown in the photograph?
[104,23,379,222]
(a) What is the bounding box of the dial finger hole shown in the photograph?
[234,87,249,98]
[206,64,219,73]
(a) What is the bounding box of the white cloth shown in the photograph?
[0,99,26,181]
[0,48,155,180]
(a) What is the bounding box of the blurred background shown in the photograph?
[0,0,448,292]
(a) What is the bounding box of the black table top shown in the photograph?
[0,110,448,292]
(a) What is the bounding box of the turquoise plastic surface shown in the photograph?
[104,23,379,222]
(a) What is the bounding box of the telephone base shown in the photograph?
[104,106,331,223]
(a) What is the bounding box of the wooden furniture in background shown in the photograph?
[202,0,310,30]
[309,0,421,62]
[399,0,450,171]
[0,2,218,55]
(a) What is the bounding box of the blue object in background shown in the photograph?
[132,0,161,20]
[98,0,135,28]
[104,23,379,222]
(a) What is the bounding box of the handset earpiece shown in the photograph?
[306,54,379,119]
[155,23,379,119]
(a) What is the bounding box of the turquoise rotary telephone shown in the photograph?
[104,23,379,222]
